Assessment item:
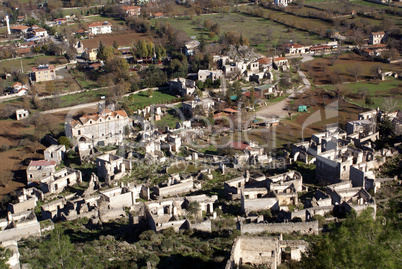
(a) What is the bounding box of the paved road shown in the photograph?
[256,55,312,121]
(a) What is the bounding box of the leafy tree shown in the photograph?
[113,40,119,49]
[58,136,71,148]
[97,42,115,61]
[0,246,11,268]
[299,208,401,269]
[147,89,154,98]
[28,227,102,268]
[187,201,200,215]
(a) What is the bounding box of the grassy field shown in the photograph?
[0,55,67,75]
[302,52,402,85]
[83,15,125,28]
[155,109,182,130]
[319,79,402,111]
[151,12,328,53]
[125,90,178,110]
[70,69,100,89]
[43,88,110,108]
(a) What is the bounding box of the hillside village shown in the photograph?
[0,0,401,268]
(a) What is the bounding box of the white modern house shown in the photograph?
[88,21,112,35]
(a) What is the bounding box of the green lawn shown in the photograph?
[125,90,178,110]
[70,69,100,89]
[83,15,125,27]
[155,109,182,130]
[54,89,110,108]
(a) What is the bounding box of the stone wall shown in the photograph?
[239,221,319,235]
[241,194,279,215]
[0,222,41,242]
[7,198,37,214]
[191,219,212,232]
[155,179,193,198]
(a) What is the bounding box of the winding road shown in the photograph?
[256,55,313,121]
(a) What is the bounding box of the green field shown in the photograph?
[151,12,328,53]
[55,89,110,108]
[0,55,67,75]
[125,90,178,110]
[320,79,402,110]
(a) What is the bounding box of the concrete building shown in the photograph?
[225,235,308,269]
[26,160,57,184]
[121,6,141,17]
[44,145,66,165]
[273,57,289,70]
[184,40,200,56]
[96,154,128,184]
[15,109,29,121]
[369,31,385,45]
[39,168,82,194]
[100,186,138,209]
[182,98,215,116]
[82,49,97,61]
[88,21,112,35]
[197,69,223,82]
[274,0,292,6]
[31,65,56,82]
[284,43,308,54]
[168,77,196,96]
[154,174,195,198]
[65,109,132,155]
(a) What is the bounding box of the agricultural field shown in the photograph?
[301,53,402,85]
[0,55,67,76]
[82,15,125,28]
[319,79,401,111]
[151,12,328,53]
[80,31,152,50]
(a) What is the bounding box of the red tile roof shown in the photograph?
[71,110,129,126]
[371,31,385,35]
[223,108,239,113]
[229,142,249,150]
[12,82,22,88]
[257,57,272,65]
[121,6,141,11]
[154,12,163,17]
[88,21,112,28]
[32,65,55,72]
[17,48,31,54]
[284,43,303,48]
[370,44,387,48]
[11,25,29,30]
[274,57,287,61]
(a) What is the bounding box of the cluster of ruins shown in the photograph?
[1,105,400,269]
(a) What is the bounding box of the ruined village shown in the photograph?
[0,0,401,268]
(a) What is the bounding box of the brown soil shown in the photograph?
[81,31,152,49]
[0,109,97,202]
[302,53,402,85]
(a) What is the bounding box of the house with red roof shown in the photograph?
[284,43,309,55]
[121,6,141,17]
[273,57,289,70]
[26,160,57,183]
[88,21,112,35]
[369,31,385,45]
[10,25,29,34]
[31,65,56,82]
